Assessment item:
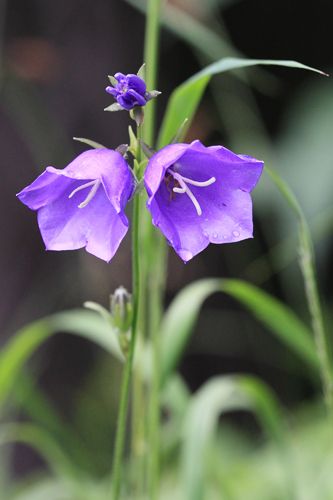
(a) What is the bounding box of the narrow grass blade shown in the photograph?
[266,166,333,410]
[158,58,326,148]
[0,310,123,409]
[181,375,285,500]
[160,278,318,388]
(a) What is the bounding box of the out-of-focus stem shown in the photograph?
[143,1,163,499]
[111,134,142,500]
[143,0,162,147]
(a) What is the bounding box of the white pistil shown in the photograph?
[68,179,101,208]
[169,170,216,216]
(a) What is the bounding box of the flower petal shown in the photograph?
[105,86,118,97]
[145,141,263,262]
[126,89,147,106]
[44,149,134,213]
[117,95,133,110]
[181,141,264,193]
[144,143,191,198]
[126,74,146,94]
[114,72,126,82]
[17,170,74,210]
[38,180,128,262]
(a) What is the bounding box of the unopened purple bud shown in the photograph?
[105,69,160,111]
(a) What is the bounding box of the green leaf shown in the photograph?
[158,57,326,148]
[12,373,92,471]
[181,375,285,500]
[0,423,77,478]
[266,167,333,408]
[160,278,318,387]
[0,310,123,409]
[222,279,318,368]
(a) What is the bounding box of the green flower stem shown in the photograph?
[111,134,142,500]
[130,123,147,496]
[147,232,167,499]
[143,1,163,498]
[143,0,162,147]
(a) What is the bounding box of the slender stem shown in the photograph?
[299,220,333,411]
[147,233,167,499]
[143,0,162,147]
[143,1,163,498]
[130,123,147,496]
[266,167,333,412]
[111,189,141,500]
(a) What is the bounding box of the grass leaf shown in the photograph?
[160,278,318,387]
[0,310,123,409]
[181,375,285,500]
[158,57,326,148]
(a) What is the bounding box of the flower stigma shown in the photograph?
[166,169,216,216]
[68,179,101,208]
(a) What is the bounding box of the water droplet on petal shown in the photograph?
[212,232,218,239]
[202,231,209,238]
[232,230,240,237]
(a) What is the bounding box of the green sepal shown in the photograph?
[128,125,138,157]
[108,75,117,86]
[115,144,129,157]
[104,103,124,112]
[147,90,161,99]
[73,137,106,149]
[130,106,144,126]
[140,140,155,159]
[137,62,146,80]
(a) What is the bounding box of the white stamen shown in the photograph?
[173,186,186,194]
[180,175,216,187]
[68,179,101,208]
[169,170,216,216]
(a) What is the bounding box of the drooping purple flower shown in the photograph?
[106,72,150,110]
[17,149,134,262]
[144,140,264,262]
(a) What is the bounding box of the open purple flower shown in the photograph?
[17,149,134,262]
[106,72,150,110]
[144,140,264,262]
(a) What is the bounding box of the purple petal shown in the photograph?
[114,72,126,82]
[106,86,119,97]
[17,148,134,262]
[37,181,128,262]
[126,89,147,106]
[116,95,134,110]
[126,74,146,95]
[17,170,74,210]
[145,140,263,262]
[46,149,134,212]
[144,143,191,197]
[177,141,263,193]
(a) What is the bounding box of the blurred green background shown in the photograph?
[1,0,333,498]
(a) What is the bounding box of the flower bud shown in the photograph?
[110,286,133,334]
[105,67,160,112]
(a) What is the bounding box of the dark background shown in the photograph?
[1,0,332,476]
